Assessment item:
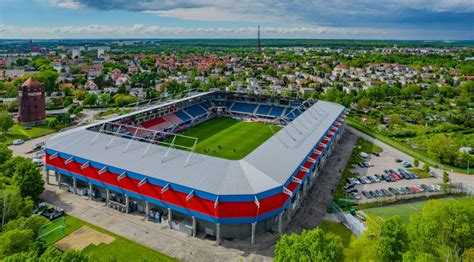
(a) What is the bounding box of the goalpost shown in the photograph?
[36,216,66,243]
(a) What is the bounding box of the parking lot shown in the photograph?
[343,143,445,203]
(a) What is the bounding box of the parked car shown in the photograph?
[420,184,432,192]
[359,152,369,158]
[401,187,411,194]
[390,173,400,181]
[372,152,380,157]
[367,176,376,183]
[381,189,392,197]
[395,159,403,163]
[383,174,393,182]
[388,187,400,196]
[33,159,44,167]
[363,162,374,167]
[32,142,44,151]
[372,175,380,183]
[352,192,361,200]
[346,187,358,193]
[415,185,424,192]
[374,190,383,198]
[403,162,412,168]
[12,139,24,145]
[368,191,376,198]
[362,191,370,199]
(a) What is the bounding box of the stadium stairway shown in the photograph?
[252,104,260,115]
[164,114,183,126]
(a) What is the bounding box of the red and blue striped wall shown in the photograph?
[45,114,345,224]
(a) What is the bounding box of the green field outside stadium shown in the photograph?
[363,197,472,223]
[38,215,176,261]
[165,117,281,160]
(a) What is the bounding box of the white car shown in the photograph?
[12,139,24,145]
[359,152,369,158]
[33,158,44,167]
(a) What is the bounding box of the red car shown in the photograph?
[390,173,400,181]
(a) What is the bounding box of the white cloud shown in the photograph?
[43,0,82,9]
[0,23,384,39]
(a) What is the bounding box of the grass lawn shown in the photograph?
[0,124,60,144]
[318,221,356,249]
[363,196,472,223]
[165,117,281,160]
[39,215,176,262]
[407,168,431,178]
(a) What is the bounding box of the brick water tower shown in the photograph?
[18,77,46,126]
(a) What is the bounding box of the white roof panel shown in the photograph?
[46,99,345,196]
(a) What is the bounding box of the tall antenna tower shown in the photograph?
[256,25,261,53]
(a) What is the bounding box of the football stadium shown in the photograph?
[44,91,347,244]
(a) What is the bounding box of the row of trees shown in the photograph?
[0,144,89,261]
[275,197,474,261]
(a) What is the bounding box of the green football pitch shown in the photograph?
[363,197,470,223]
[165,117,281,160]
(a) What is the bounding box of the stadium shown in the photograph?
[44,91,347,244]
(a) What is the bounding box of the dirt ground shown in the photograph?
[55,226,115,251]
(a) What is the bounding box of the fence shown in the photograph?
[330,201,366,237]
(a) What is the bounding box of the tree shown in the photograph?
[0,229,35,259]
[0,143,12,165]
[406,198,474,260]
[99,93,111,106]
[423,163,430,174]
[442,171,450,184]
[12,159,44,199]
[413,159,419,168]
[274,228,343,262]
[61,249,89,262]
[38,246,63,262]
[34,70,59,93]
[2,251,38,262]
[428,135,459,165]
[3,216,48,237]
[348,198,474,261]
[83,93,98,106]
[47,118,59,129]
[376,216,408,261]
[0,111,13,136]
[0,186,34,228]
[347,216,407,261]
[1,156,28,177]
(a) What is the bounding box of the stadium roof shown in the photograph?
[46,98,345,196]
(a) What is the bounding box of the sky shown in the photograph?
[0,0,473,40]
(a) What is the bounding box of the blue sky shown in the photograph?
[0,0,473,39]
